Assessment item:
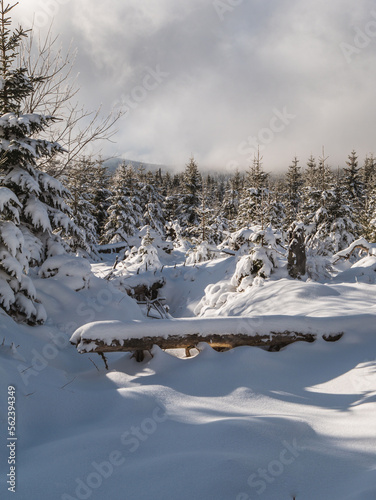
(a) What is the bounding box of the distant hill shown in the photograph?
[103,157,172,175]
[103,157,238,179]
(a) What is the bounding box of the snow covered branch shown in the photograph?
[332,237,374,264]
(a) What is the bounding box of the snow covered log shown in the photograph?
[72,331,318,356]
[70,316,346,359]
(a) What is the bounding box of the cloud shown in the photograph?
[12,0,376,172]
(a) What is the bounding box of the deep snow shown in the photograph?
[1,249,376,500]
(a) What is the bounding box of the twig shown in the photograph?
[61,377,76,389]
[99,352,109,370]
[20,365,33,374]
[88,357,100,371]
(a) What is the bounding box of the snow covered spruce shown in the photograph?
[0,3,77,324]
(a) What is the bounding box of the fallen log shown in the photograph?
[71,330,343,360]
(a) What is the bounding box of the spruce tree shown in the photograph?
[91,159,111,240]
[122,226,161,272]
[139,170,166,235]
[64,157,99,258]
[179,157,202,235]
[237,150,269,228]
[326,173,356,252]
[223,169,242,224]
[299,155,323,233]
[284,156,303,229]
[162,171,179,223]
[342,150,364,236]
[102,163,142,244]
[0,1,76,323]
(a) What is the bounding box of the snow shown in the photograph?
[197,276,376,318]
[333,237,375,262]
[0,250,23,280]
[185,241,217,265]
[0,221,23,255]
[0,274,15,309]
[5,166,40,196]
[38,171,67,195]
[1,250,376,500]
[24,197,51,232]
[39,255,92,291]
[0,187,21,213]
[121,231,162,272]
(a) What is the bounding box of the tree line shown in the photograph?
[0,0,373,325]
[63,148,373,260]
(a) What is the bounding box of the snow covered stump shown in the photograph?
[70,317,344,363]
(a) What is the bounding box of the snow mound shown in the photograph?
[333,255,376,284]
[39,254,92,291]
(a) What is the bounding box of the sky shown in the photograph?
[12,0,376,173]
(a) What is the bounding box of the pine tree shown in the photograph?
[267,176,286,230]
[284,156,303,229]
[223,169,242,223]
[231,225,282,291]
[64,157,99,258]
[305,155,317,187]
[102,163,142,243]
[237,150,269,228]
[326,173,356,252]
[316,148,333,191]
[362,188,376,242]
[139,170,166,235]
[299,155,325,240]
[162,171,180,223]
[178,157,202,236]
[123,226,161,272]
[359,154,376,240]
[0,2,76,323]
[91,158,111,240]
[342,150,364,235]
[361,154,376,203]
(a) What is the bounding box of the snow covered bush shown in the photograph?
[122,227,161,273]
[186,241,217,265]
[220,227,255,255]
[231,226,282,291]
[305,249,332,281]
[137,225,173,255]
[196,225,284,315]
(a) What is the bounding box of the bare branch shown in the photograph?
[19,22,124,175]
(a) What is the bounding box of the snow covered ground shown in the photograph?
[1,249,376,499]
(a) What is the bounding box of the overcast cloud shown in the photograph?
[13,0,376,172]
